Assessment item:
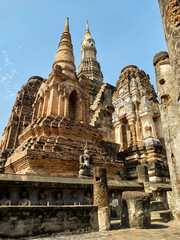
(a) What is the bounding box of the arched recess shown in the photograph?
[69,90,79,121]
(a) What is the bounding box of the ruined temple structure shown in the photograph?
[0,3,179,234]
[112,65,169,182]
[0,18,171,182]
[0,18,169,183]
[0,18,123,179]
[0,76,43,156]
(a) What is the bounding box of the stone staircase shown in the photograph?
[90,108,101,126]
[150,201,173,222]
[90,83,106,126]
[90,83,115,127]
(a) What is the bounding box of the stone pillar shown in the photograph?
[128,117,137,147]
[32,103,38,121]
[136,165,149,182]
[134,102,142,143]
[156,0,180,221]
[122,191,151,229]
[42,91,49,117]
[154,51,180,220]
[119,124,124,150]
[37,98,43,119]
[47,86,58,116]
[93,167,110,231]
[58,92,64,117]
[64,97,69,117]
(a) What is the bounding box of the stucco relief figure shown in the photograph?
[110,192,119,219]
[141,96,152,112]
[70,192,80,205]
[119,169,125,180]
[112,111,118,123]
[18,191,31,206]
[39,191,49,206]
[83,191,93,205]
[117,98,133,118]
[79,142,93,178]
[55,191,64,205]
[0,193,11,206]
[131,78,138,89]
[156,191,163,202]
[125,100,133,117]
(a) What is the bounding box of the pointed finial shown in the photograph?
[86,20,90,33]
[85,142,88,149]
[64,17,69,32]
[54,17,76,77]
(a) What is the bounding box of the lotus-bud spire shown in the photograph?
[53,18,76,79]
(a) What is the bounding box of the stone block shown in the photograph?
[136,164,149,182]
[98,207,111,231]
[121,191,151,229]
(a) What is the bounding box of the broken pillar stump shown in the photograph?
[93,167,111,231]
[122,191,151,229]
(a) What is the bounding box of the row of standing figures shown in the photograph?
[0,191,93,206]
[1,191,121,220]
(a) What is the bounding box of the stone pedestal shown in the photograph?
[93,167,110,231]
[122,191,151,229]
[136,165,149,183]
[97,207,111,231]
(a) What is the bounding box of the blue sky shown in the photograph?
[0,0,167,137]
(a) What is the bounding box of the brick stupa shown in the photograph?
[2,18,123,178]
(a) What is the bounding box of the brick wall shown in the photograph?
[0,206,98,238]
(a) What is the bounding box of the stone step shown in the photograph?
[150,201,168,211]
[91,83,107,111]
[151,210,173,222]
[90,108,101,126]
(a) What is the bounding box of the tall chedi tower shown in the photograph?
[112,65,169,182]
[32,18,89,123]
[78,21,103,104]
[1,18,123,178]
[78,21,116,142]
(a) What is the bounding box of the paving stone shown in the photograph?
[26,221,180,240]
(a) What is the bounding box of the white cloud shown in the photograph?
[0,46,19,101]
[6,73,13,80]
[9,93,16,99]
[0,76,7,83]
[4,57,13,66]
[2,49,13,66]
[11,69,17,74]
